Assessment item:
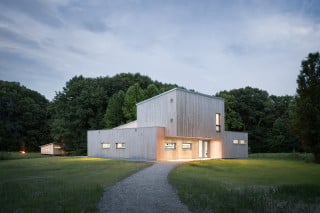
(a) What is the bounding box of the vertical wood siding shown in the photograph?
[176,89,225,138]
[222,131,248,158]
[137,90,177,136]
[87,127,165,161]
[40,143,64,155]
[157,137,200,161]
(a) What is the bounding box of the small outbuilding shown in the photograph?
[40,143,65,155]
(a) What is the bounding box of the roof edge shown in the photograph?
[137,87,224,105]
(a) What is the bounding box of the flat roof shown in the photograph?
[137,87,224,105]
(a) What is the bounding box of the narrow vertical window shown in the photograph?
[216,113,221,132]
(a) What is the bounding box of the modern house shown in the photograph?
[88,88,248,161]
[40,143,65,155]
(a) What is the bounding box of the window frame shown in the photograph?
[115,142,126,149]
[216,113,221,132]
[165,142,176,150]
[233,139,239,144]
[239,140,246,144]
[101,142,111,149]
[182,143,192,150]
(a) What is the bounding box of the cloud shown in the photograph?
[0,0,63,27]
[0,0,319,100]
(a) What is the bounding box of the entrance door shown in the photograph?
[204,141,209,158]
[199,140,209,158]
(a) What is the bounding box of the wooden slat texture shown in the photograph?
[176,89,224,138]
[137,89,177,136]
[222,131,248,158]
[87,127,165,161]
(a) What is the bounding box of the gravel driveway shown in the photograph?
[99,162,190,213]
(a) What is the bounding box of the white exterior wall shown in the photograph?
[87,127,165,161]
[137,88,225,138]
[222,131,248,158]
[176,89,225,138]
[40,143,63,155]
[41,143,54,155]
[137,90,177,136]
[87,88,248,161]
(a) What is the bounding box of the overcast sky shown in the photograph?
[0,0,319,100]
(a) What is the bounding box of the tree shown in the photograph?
[104,91,125,128]
[123,83,145,121]
[0,81,50,151]
[49,76,108,154]
[294,52,320,162]
[266,96,301,153]
[145,84,159,99]
[49,73,177,154]
[215,91,243,130]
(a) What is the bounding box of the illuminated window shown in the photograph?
[101,142,111,149]
[240,140,246,144]
[182,143,192,150]
[216,113,221,132]
[115,143,126,149]
[165,143,176,150]
[233,140,239,144]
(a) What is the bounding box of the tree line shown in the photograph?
[0,53,319,162]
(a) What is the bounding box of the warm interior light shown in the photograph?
[20,150,26,154]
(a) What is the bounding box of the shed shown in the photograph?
[40,143,65,155]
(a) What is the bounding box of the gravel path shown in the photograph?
[99,163,190,213]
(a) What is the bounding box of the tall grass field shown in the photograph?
[0,155,150,213]
[169,154,320,213]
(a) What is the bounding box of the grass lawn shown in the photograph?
[169,154,320,213]
[0,156,151,213]
[0,152,48,160]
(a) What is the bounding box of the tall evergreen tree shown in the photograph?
[123,83,145,121]
[104,91,125,128]
[294,52,320,162]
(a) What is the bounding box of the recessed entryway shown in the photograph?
[198,140,209,158]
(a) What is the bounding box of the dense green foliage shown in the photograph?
[294,52,320,162]
[49,73,176,154]
[216,87,300,153]
[0,81,50,152]
[104,90,126,128]
[123,83,145,121]
[2,51,319,155]
[0,157,150,212]
[169,157,320,213]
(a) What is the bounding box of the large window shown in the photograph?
[233,139,246,145]
[115,143,126,149]
[240,140,246,144]
[182,143,192,150]
[101,142,111,149]
[165,143,176,150]
[216,113,221,132]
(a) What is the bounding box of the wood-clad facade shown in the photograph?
[40,143,65,155]
[88,88,248,161]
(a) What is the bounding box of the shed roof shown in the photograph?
[136,87,224,106]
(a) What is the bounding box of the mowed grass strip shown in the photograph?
[0,156,151,213]
[0,152,48,160]
[169,156,320,213]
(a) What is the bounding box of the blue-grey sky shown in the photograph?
[0,0,319,100]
